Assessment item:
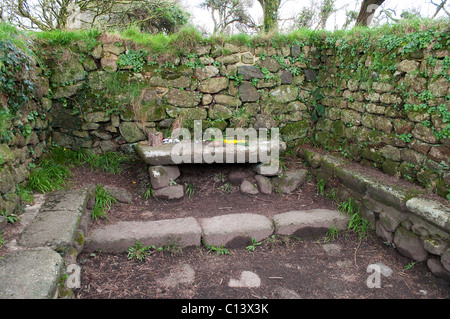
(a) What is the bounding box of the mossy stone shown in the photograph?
[331,121,345,138]
[167,107,207,121]
[0,166,14,194]
[119,122,146,143]
[203,119,228,131]
[315,131,330,148]
[120,105,135,122]
[361,147,384,163]
[382,159,400,176]
[416,168,438,191]
[399,161,416,181]
[50,53,86,84]
[281,120,309,141]
[0,144,14,164]
[208,104,232,120]
[75,231,85,246]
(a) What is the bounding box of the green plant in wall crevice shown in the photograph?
[117,49,148,72]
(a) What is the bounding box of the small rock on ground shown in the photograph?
[240,179,259,195]
[272,286,302,299]
[322,243,342,256]
[103,185,132,203]
[154,185,184,200]
[228,271,261,288]
[228,168,254,186]
[255,174,272,194]
[272,169,308,194]
[159,263,195,288]
[149,165,181,190]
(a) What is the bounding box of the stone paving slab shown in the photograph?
[199,213,274,247]
[40,187,91,215]
[18,210,83,252]
[84,217,202,252]
[0,248,63,299]
[0,188,92,299]
[273,209,350,236]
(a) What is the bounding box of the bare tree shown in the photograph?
[342,10,358,29]
[295,0,354,31]
[1,0,73,30]
[430,0,450,17]
[296,6,315,29]
[199,0,257,34]
[1,0,189,32]
[316,0,335,30]
[72,0,189,33]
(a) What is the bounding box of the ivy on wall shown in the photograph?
[0,40,36,143]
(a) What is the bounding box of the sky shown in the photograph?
[180,0,449,34]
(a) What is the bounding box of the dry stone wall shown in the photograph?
[1,26,449,281]
[48,40,315,155]
[300,148,450,281]
[1,27,449,217]
[0,39,51,219]
[314,35,450,199]
[44,31,449,200]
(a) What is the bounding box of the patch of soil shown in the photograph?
[1,152,449,301]
[75,232,450,300]
[65,154,449,300]
[68,156,338,228]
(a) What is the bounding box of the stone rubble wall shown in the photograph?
[48,41,314,154]
[1,30,449,282]
[45,32,449,199]
[300,147,450,281]
[42,29,449,281]
[0,40,52,219]
[315,44,450,199]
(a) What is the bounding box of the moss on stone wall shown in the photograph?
[1,20,449,203]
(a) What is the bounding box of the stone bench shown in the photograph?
[135,139,288,199]
[135,139,286,165]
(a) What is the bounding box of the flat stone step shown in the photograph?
[0,248,63,299]
[135,140,285,165]
[18,187,93,252]
[84,217,202,252]
[18,210,84,251]
[273,209,350,236]
[199,213,274,247]
[40,187,91,214]
[405,198,450,233]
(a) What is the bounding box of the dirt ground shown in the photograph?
[75,159,340,225]
[75,232,449,300]
[67,155,449,300]
[1,154,449,302]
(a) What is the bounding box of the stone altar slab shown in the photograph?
[135,140,286,166]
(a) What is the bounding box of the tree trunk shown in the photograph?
[355,0,385,26]
[257,0,280,33]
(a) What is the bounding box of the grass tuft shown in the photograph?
[31,28,101,51]
[27,159,72,193]
[92,184,117,220]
